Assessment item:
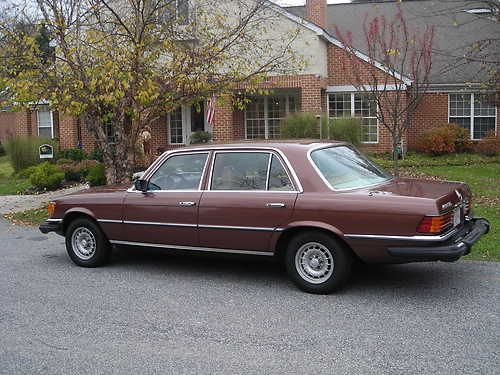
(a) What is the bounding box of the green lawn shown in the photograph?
[0,155,33,195]
[370,152,499,261]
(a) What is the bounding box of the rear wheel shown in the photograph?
[285,231,352,294]
[65,218,111,267]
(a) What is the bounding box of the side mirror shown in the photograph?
[134,179,149,192]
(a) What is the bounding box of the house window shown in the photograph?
[245,95,298,140]
[106,123,115,144]
[169,107,184,144]
[37,106,53,138]
[328,93,378,143]
[449,93,496,139]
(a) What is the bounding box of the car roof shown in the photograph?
[169,140,347,154]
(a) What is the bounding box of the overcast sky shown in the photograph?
[273,0,351,6]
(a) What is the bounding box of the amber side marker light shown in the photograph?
[417,212,453,234]
[47,202,56,217]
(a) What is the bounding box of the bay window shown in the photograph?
[328,93,378,143]
[449,93,496,139]
[245,95,298,140]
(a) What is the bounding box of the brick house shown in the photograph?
[1,0,498,153]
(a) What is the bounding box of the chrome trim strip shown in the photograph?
[46,218,62,223]
[345,228,459,242]
[97,219,123,224]
[123,220,197,228]
[109,240,274,256]
[198,224,281,232]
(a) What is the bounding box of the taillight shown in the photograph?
[417,212,453,234]
[47,201,56,217]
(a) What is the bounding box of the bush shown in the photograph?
[281,112,319,139]
[0,142,5,156]
[86,163,106,186]
[473,131,500,156]
[29,162,64,191]
[56,158,72,165]
[327,117,362,146]
[58,159,100,181]
[16,165,38,179]
[189,131,212,144]
[4,136,57,172]
[89,149,103,162]
[56,148,88,161]
[418,124,472,155]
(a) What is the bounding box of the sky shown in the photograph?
[273,0,351,6]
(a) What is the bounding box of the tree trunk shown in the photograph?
[392,136,400,178]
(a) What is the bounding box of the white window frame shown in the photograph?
[36,107,54,139]
[327,93,379,144]
[244,95,298,140]
[448,93,497,140]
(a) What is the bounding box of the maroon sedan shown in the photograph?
[40,142,489,293]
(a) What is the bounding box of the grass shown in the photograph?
[370,152,499,261]
[3,205,49,226]
[0,155,33,195]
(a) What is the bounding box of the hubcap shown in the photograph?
[71,227,96,260]
[295,242,334,284]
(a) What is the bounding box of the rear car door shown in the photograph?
[121,151,209,247]
[198,150,298,253]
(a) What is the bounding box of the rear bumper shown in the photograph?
[39,220,63,235]
[387,218,490,261]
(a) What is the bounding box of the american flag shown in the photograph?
[206,95,216,125]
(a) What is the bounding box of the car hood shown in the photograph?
[70,184,130,195]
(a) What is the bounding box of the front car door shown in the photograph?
[120,151,209,247]
[198,150,299,253]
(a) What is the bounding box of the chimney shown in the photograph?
[305,0,327,29]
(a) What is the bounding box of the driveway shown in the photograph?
[0,219,498,374]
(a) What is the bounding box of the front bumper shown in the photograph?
[387,218,490,261]
[39,220,63,235]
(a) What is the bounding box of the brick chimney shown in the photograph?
[305,0,327,29]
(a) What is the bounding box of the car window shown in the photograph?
[268,155,293,191]
[148,153,208,190]
[310,146,391,190]
[211,152,270,190]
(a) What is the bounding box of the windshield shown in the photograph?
[310,146,391,190]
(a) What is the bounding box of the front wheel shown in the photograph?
[285,231,352,294]
[65,218,111,267]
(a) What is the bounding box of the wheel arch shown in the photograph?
[273,222,358,262]
[62,208,99,235]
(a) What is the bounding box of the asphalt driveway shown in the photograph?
[0,219,498,374]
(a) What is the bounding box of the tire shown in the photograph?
[65,218,111,267]
[284,231,352,294]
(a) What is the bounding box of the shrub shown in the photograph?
[29,162,64,191]
[89,149,103,162]
[86,163,106,186]
[0,142,5,156]
[418,124,472,155]
[16,165,38,179]
[328,117,362,146]
[56,148,87,161]
[281,112,319,139]
[59,159,100,181]
[473,131,500,156]
[56,158,72,165]
[189,131,212,144]
[4,136,57,172]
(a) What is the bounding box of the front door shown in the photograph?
[121,152,209,247]
[198,151,298,252]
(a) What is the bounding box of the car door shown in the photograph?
[198,150,298,253]
[121,151,210,247]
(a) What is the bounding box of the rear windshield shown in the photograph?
[310,146,391,190]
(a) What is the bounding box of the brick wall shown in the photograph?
[305,0,327,29]
[0,111,17,141]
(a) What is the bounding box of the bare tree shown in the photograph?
[0,0,303,183]
[335,5,434,175]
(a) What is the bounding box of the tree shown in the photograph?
[0,0,303,183]
[334,5,434,176]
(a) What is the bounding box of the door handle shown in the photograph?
[266,202,285,208]
[179,201,196,207]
